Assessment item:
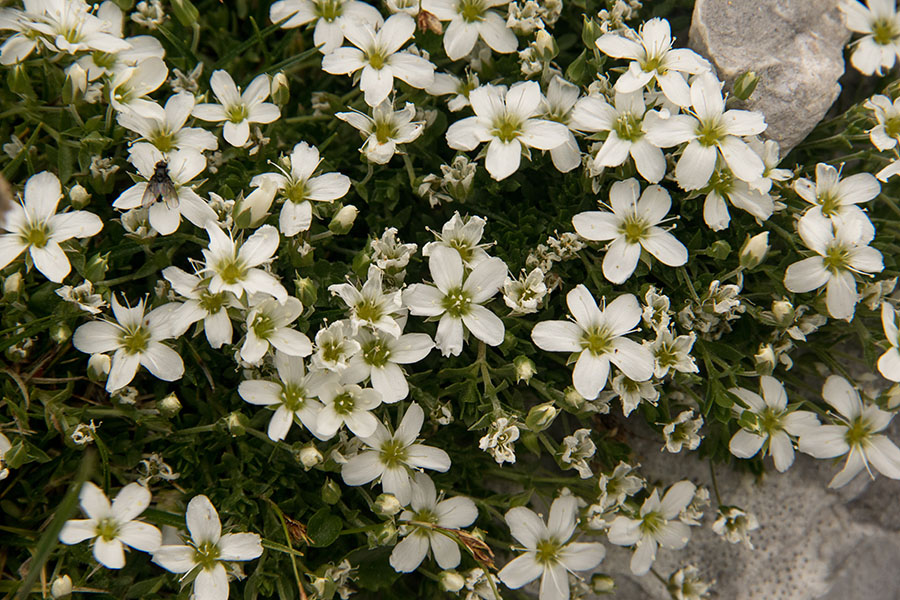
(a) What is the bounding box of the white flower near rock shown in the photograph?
[342,403,451,505]
[498,494,606,600]
[572,178,687,283]
[113,145,217,235]
[117,93,218,155]
[337,100,425,164]
[793,162,879,231]
[241,296,313,363]
[59,482,161,569]
[798,375,900,488]
[445,81,570,181]
[389,473,478,572]
[783,212,883,321]
[152,495,263,600]
[728,376,820,472]
[269,0,383,54]
[72,296,185,392]
[200,224,288,303]
[840,0,900,76]
[879,303,900,382]
[321,13,435,107]
[343,328,434,403]
[192,70,280,147]
[422,0,517,61]
[607,480,696,575]
[698,160,775,231]
[403,245,508,356]
[531,285,654,400]
[644,73,766,190]
[594,17,710,107]
[0,171,102,283]
[865,93,900,150]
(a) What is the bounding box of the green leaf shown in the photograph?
[306,509,342,547]
[170,0,199,26]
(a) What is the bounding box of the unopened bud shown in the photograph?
[51,574,72,598]
[535,29,559,62]
[294,275,318,306]
[733,70,760,101]
[329,204,358,234]
[87,353,111,382]
[225,411,248,436]
[739,232,769,269]
[582,16,602,48]
[590,573,615,594]
[368,520,398,546]
[84,253,109,283]
[270,72,289,106]
[322,478,341,504]
[513,355,536,383]
[51,324,72,344]
[439,570,466,593]
[562,387,586,411]
[158,392,182,417]
[754,344,776,375]
[525,402,558,432]
[63,64,87,104]
[298,443,324,469]
[8,64,33,96]
[771,300,795,325]
[69,184,91,208]
[374,493,402,516]
[3,272,23,296]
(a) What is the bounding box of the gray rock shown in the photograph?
[689,0,851,153]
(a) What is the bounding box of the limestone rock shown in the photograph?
[689,0,851,153]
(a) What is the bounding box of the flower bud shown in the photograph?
[591,573,615,594]
[581,15,603,48]
[83,253,109,283]
[374,493,402,516]
[368,520,398,546]
[3,272,23,296]
[51,574,72,598]
[321,478,341,504]
[51,324,72,344]
[68,184,91,208]
[270,72,289,106]
[226,411,248,436]
[8,64,33,96]
[733,70,760,101]
[561,387,586,411]
[513,355,536,383]
[87,354,111,382]
[329,205,359,234]
[535,29,559,62]
[298,443,323,469]
[63,64,87,104]
[739,232,769,269]
[754,344,776,375]
[238,178,277,227]
[439,570,466,593]
[294,275,318,306]
[158,393,182,418]
[525,402,558,432]
[771,300,795,325]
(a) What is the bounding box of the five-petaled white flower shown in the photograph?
[109,57,169,118]
[840,0,900,76]
[0,171,102,283]
[698,160,775,231]
[422,0,518,61]
[200,224,288,303]
[390,473,479,573]
[422,212,492,267]
[321,13,435,107]
[152,495,263,600]
[337,100,425,164]
[72,296,185,392]
[162,266,240,349]
[192,70,281,147]
[446,81,570,181]
[270,0,383,54]
[342,403,451,505]
[793,162,879,232]
[343,328,434,403]
[329,265,404,338]
[798,375,900,488]
[573,178,687,284]
[59,482,162,569]
[594,17,710,107]
[607,480,696,575]
[645,73,766,190]
[783,212,883,321]
[241,296,313,364]
[117,93,218,155]
[879,302,900,382]
[728,376,820,472]
[315,382,383,439]
[403,245,508,356]
[498,494,606,600]
[531,285,654,400]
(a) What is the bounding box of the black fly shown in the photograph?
[142,161,179,209]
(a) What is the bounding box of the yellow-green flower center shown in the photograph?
[581,326,612,356]
[872,18,899,46]
[441,287,471,318]
[613,112,644,142]
[193,540,221,571]
[845,416,872,447]
[217,257,247,285]
[822,244,849,274]
[21,222,50,248]
[362,339,391,367]
[227,104,249,124]
[252,312,275,340]
[619,214,648,244]
[379,437,409,468]
[333,392,356,415]
[491,114,523,143]
[120,325,151,355]
[95,517,120,542]
[534,538,562,564]
[315,0,343,21]
[281,383,308,412]
[375,120,397,144]
[696,118,724,147]
[458,0,485,23]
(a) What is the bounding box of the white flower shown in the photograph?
[479,417,519,464]
[597,462,643,511]
[698,160,775,231]
[793,162,879,228]
[390,473,479,572]
[152,495,263,600]
[192,71,280,147]
[241,296,313,364]
[498,495,606,600]
[595,17,710,106]
[446,81,570,181]
[113,145,217,235]
[18,2,131,62]
[0,432,10,480]
[865,94,900,150]
[321,13,435,107]
[662,410,703,453]
[342,328,434,403]
[423,212,493,267]
[162,266,239,349]
[426,70,479,112]
[117,93,218,155]
[747,136,791,193]
[644,73,766,190]
[311,320,361,372]
[342,403,451,504]
[539,76,583,173]
[423,0,517,60]
[607,480,696,575]
[403,245,507,356]
[200,224,288,303]
[503,267,547,315]
[239,351,335,441]
[646,328,697,378]
[728,376,820,472]
[799,375,900,488]
[531,285,654,400]
[270,0,383,54]
[840,0,900,75]
[612,374,659,417]
[337,100,425,164]
[879,302,900,381]
[571,91,666,183]
[573,178,687,283]
[560,429,596,478]
[249,141,351,236]
[712,507,759,549]
[330,266,404,337]
[75,2,165,81]
[109,57,169,117]
[0,171,102,283]
[783,212,883,321]
[59,482,161,569]
[315,382,383,439]
[72,296,185,392]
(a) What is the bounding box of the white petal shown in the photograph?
[866,436,900,480]
[729,429,766,459]
[151,544,196,573]
[784,257,829,293]
[59,519,97,544]
[194,563,228,600]
[186,495,221,544]
[462,304,504,346]
[539,563,568,600]
[572,211,620,241]
[342,451,384,486]
[828,447,866,488]
[94,538,126,569]
[557,542,606,571]
[573,350,610,400]
[642,228,688,266]
[140,343,185,382]
[30,242,70,283]
[676,141,717,190]
[118,521,162,553]
[485,138,522,181]
[769,431,795,472]
[112,483,152,522]
[602,237,641,284]
[218,532,263,561]
[431,530,461,569]
[505,506,546,548]
[390,533,429,573]
[531,321,583,352]
[498,553,542,589]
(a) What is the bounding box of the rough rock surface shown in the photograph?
[688,0,851,153]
